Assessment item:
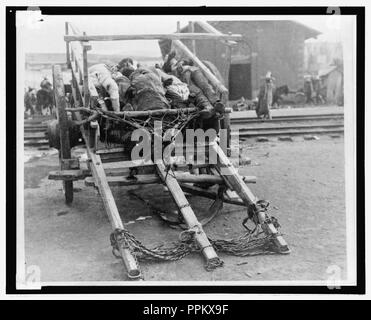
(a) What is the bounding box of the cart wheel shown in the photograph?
[53,65,74,204]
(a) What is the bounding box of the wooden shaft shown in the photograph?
[212,142,290,251]
[71,89,141,279]
[212,143,257,204]
[172,39,228,95]
[64,33,242,42]
[156,161,219,262]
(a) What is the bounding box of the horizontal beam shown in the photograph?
[85,172,256,187]
[64,33,242,42]
[195,21,237,46]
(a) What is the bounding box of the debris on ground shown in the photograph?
[278,136,294,142]
[304,135,320,141]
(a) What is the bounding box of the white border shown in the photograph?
[1,0,368,299]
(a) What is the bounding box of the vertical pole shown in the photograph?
[176,21,181,33]
[223,43,232,155]
[82,32,90,108]
[189,21,196,55]
[65,22,71,68]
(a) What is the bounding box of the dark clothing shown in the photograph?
[130,68,170,110]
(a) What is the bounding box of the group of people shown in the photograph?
[303,75,326,105]
[24,77,54,116]
[88,52,225,119]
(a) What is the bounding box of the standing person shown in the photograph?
[304,75,314,105]
[256,71,275,119]
[40,76,52,91]
[24,87,36,116]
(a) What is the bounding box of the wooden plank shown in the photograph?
[64,33,242,42]
[85,175,160,187]
[49,170,88,181]
[103,160,153,169]
[96,147,125,155]
[85,172,253,187]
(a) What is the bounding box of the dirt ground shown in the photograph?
[23,135,346,282]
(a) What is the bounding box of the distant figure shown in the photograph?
[40,76,52,91]
[312,75,325,105]
[304,75,314,104]
[36,77,53,115]
[272,85,290,107]
[256,71,275,119]
[24,87,36,116]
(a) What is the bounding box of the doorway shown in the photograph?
[228,63,252,100]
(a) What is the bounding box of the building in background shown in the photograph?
[304,39,343,74]
[159,20,320,101]
[318,62,343,105]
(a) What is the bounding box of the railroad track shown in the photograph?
[231,112,344,139]
[231,113,344,125]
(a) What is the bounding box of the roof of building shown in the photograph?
[318,65,339,77]
[179,20,321,40]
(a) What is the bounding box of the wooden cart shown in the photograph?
[48,21,290,280]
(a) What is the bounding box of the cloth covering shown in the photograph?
[130,68,170,110]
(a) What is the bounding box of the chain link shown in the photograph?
[110,208,282,271]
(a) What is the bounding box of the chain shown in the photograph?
[110,210,282,271]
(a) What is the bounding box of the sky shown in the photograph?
[17,13,345,56]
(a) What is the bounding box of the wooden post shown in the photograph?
[82,32,90,108]
[156,161,222,267]
[65,22,71,68]
[188,21,196,55]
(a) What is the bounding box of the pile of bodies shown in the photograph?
[88,52,225,119]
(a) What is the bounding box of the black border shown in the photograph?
[6,6,365,295]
